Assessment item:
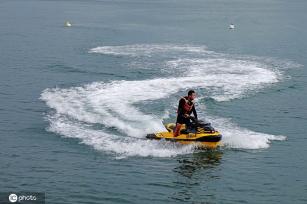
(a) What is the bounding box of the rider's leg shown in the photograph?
[173,123,182,137]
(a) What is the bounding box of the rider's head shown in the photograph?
[188,90,196,100]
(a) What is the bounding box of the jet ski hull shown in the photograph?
[146,123,222,149]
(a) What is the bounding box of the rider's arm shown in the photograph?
[177,98,185,117]
[192,105,197,119]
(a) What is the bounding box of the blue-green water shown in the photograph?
[1,0,307,203]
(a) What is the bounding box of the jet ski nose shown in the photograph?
[146,134,157,139]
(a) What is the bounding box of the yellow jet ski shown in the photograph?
[146,119,222,149]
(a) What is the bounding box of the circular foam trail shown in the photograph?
[41,44,297,157]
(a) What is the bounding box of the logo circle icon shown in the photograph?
[9,194,18,203]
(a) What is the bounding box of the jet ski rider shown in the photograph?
[174,90,198,137]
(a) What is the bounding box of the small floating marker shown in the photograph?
[65,21,72,27]
[229,24,235,29]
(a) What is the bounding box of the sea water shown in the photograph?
[1,0,307,203]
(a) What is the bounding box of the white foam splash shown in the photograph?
[47,114,196,158]
[89,44,212,57]
[41,44,293,157]
[208,117,286,149]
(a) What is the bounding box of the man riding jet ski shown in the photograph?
[146,90,222,149]
[174,90,198,137]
